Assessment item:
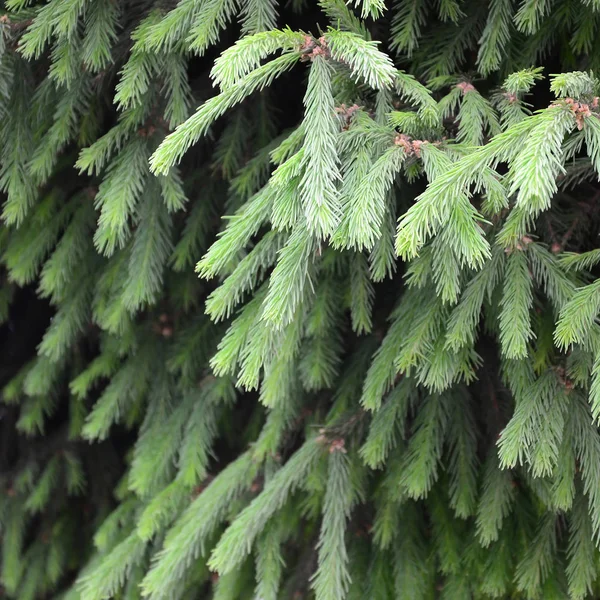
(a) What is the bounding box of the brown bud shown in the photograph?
[456,81,475,95]
[329,439,346,453]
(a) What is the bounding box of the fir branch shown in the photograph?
[299,54,342,238]
[240,0,279,34]
[555,278,600,350]
[311,450,356,600]
[208,440,322,574]
[566,491,597,600]
[499,249,534,359]
[261,226,316,329]
[359,379,414,468]
[150,52,301,175]
[400,394,450,498]
[141,452,257,599]
[325,29,396,91]
[211,28,305,90]
[186,0,239,56]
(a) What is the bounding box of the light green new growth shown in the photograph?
[208,440,322,574]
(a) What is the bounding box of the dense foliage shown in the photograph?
[5,0,600,598]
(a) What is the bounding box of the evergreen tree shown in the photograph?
[6,0,600,598]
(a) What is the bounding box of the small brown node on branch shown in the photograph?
[152,313,174,338]
[300,35,330,60]
[336,103,361,129]
[411,139,424,158]
[335,103,360,118]
[555,365,574,392]
[300,34,315,52]
[394,133,412,154]
[564,97,593,130]
[456,81,475,95]
[394,133,426,157]
[329,438,346,454]
[504,235,532,255]
[515,235,533,251]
